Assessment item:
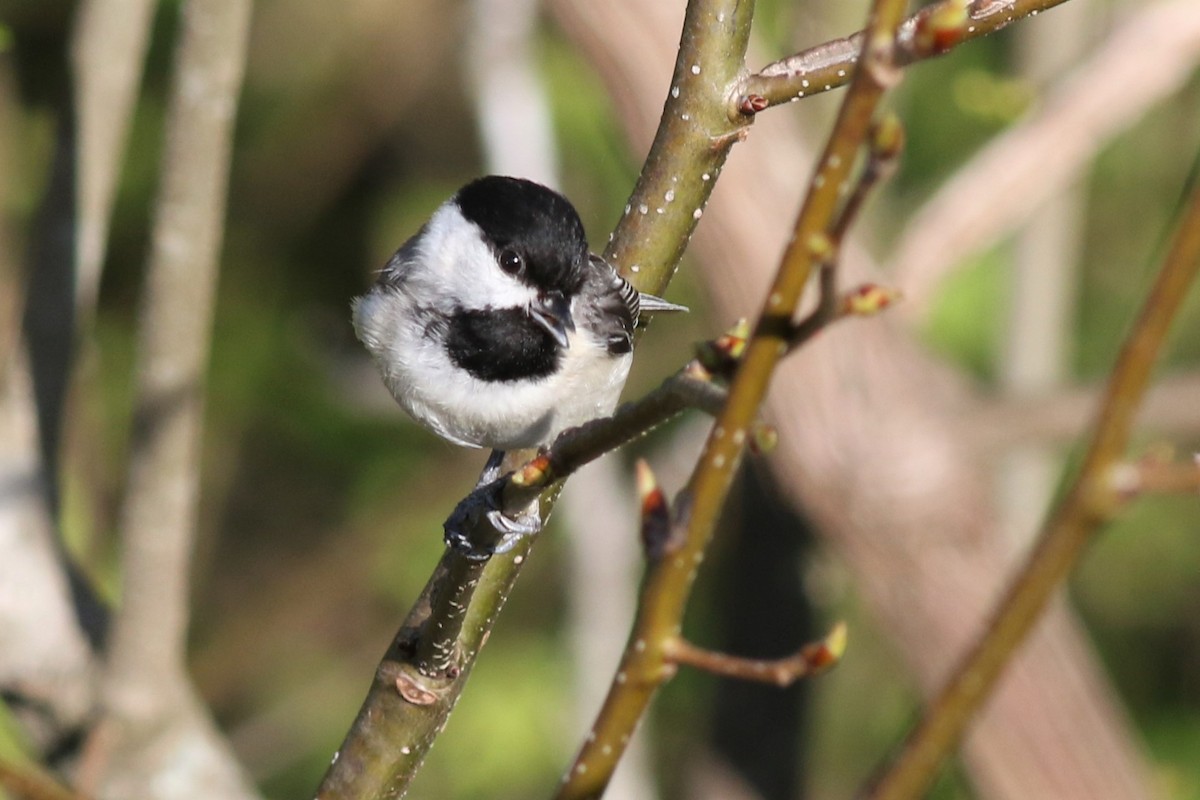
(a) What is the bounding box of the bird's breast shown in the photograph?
[443,306,562,383]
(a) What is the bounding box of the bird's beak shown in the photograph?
[529,291,575,349]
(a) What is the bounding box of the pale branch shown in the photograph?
[71,0,157,318]
[963,370,1200,452]
[866,164,1200,800]
[93,0,258,797]
[663,624,848,687]
[555,0,914,796]
[1108,457,1200,500]
[735,0,1073,114]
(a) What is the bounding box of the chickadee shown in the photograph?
[352,175,682,453]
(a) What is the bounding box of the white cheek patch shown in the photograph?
[416,203,538,311]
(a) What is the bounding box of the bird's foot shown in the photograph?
[443,452,543,561]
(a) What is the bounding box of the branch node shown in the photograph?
[806,231,837,262]
[737,93,769,115]
[510,452,554,488]
[695,318,751,378]
[395,669,440,707]
[864,32,902,88]
[912,0,970,56]
[709,127,750,151]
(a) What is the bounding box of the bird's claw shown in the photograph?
[443,477,541,561]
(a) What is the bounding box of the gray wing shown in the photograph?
[376,224,428,288]
[583,254,638,355]
[584,254,687,355]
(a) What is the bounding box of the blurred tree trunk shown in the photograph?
[549,1,1156,798]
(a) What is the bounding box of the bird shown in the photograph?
[352,175,683,556]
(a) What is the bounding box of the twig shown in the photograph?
[964,370,1200,452]
[1108,456,1200,502]
[865,168,1200,800]
[663,624,847,687]
[735,0,1071,114]
[555,1,913,797]
[789,115,905,350]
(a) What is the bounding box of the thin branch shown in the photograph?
[866,166,1200,800]
[0,79,98,754]
[735,0,1072,114]
[1109,457,1200,499]
[106,0,250,705]
[663,624,847,687]
[71,0,157,318]
[555,0,913,796]
[789,115,905,350]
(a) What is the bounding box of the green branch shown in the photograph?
[554,1,913,798]
[865,175,1200,800]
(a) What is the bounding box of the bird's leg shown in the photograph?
[443,450,542,560]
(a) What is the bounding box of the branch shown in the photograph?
[94,0,258,797]
[663,624,847,687]
[963,370,1200,452]
[789,115,905,350]
[71,0,156,318]
[1108,455,1200,502]
[316,358,736,797]
[0,87,97,756]
[315,0,760,793]
[866,165,1200,800]
[555,0,913,796]
[734,0,1072,114]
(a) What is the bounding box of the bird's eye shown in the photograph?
[499,249,524,276]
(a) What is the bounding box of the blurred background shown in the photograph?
[1,0,1198,798]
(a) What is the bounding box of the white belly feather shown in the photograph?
[353,290,629,450]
